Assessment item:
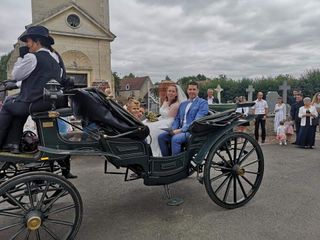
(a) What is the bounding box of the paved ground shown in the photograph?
[68,139,320,240]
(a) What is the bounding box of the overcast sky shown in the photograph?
[1,0,320,81]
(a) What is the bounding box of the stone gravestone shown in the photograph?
[246,85,255,102]
[266,91,280,115]
[215,84,223,104]
[279,81,291,115]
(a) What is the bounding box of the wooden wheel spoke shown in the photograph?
[42,224,61,240]
[26,182,35,208]
[236,139,248,163]
[245,171,259,175]
[216,152,232,167]
[36,229,41,240]
[223,176,232,202]
[241,159,259,168]
[9,225,25,240]
[241,175,254,187]
[24,230,31,240]
[43,190,68,212]
[214,174,231,195]
[37,181,50,210]
[233,138,238,163]
[46,218,74,227]
[224,143,233,163]
[210,172,230,182]
[236,175,247,198]
[211,162,232,171]
[0,210,24,218]
[5,192,27,212]
[0,222,23,231]
[233,176,237,203]
[47,204,76,216]
[238,147,255,165]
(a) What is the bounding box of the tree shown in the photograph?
[123,73,135,79]
[0,53,11,81]
[112,72,121,97]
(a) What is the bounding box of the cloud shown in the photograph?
[109,0,320,81]
[2,0,320,82]
[0,0,32,56]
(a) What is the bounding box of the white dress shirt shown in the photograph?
[253,99,268,115]
[12,48,61,87]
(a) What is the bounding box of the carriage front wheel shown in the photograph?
[204,132,264,209]
[0,172,83,239]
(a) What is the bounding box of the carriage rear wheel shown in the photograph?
[0,172,83,239]
[204,132,264,209]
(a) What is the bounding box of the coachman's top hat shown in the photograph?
[19,25,54,45]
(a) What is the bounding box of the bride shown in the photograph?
[144,84,186,157]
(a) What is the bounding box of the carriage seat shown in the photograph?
[55,107,73,117]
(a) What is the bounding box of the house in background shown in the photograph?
[118,76,159,112]
[119,76,153,101]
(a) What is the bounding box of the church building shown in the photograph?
[7,0,116,93]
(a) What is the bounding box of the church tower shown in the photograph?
[9,0,116,93]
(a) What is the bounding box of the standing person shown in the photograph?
[297,97,318,149]
[312,92,320,132]
[252,92,268,143]
[0,25,61,153]
[274,97,286,133]
[284,117,294,143]
[290,93,304,144]
[276,121,287,145]
[235,96,250,132]
[206,88,219,104]
[158,82,208,156]
[289,90,298,106]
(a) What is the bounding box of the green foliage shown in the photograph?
[177,70,320,102]
[0,53,11,81]
[112,72,121,97]
[123,73,135,79]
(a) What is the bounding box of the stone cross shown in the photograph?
[214,84,223,104]
[266,91,281,114]
[246,85,255,102]
[279,81,291,104]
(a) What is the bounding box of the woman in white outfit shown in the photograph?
[274,97,286,133]
[144,84,186,157]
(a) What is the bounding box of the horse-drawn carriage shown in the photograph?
[0,81,264,239]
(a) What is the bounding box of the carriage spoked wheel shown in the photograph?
[204,132,264,209]
[0,172,83,239]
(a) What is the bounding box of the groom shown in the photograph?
[158,81,208,156]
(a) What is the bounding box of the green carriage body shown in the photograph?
[0,87,264,240]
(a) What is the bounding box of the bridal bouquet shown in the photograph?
[145,111,159,122]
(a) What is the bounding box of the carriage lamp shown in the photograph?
[43,79,64,110]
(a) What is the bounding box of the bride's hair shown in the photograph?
[165,84,179,106]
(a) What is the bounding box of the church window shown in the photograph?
[67,14,80,28]
[125,84,130,90]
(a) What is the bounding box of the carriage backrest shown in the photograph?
[69,88,149,140]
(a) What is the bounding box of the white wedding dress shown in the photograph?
[144,102,177,157]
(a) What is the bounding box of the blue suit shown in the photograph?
[158,97,208,156]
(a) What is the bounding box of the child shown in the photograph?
[284,118,294,143]
[276,121,287,145]
[127,99,141,120]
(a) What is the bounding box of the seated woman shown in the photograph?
[144,84,186,157]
